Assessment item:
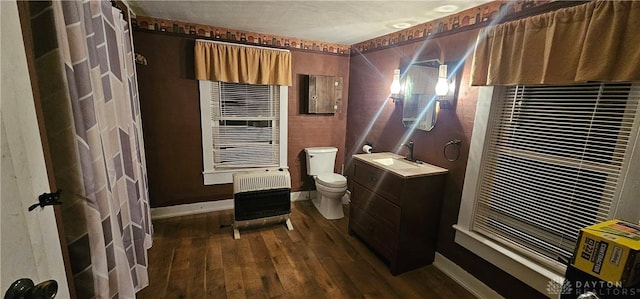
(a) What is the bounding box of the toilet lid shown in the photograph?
[316,173,347,188]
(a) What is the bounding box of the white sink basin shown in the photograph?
[373,157,421,170]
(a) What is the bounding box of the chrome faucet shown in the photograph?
[404,139,415,162]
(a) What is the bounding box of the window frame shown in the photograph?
[455,85,640,296]
[199,80,288,185]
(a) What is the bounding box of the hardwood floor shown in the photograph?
[137,200,476,299]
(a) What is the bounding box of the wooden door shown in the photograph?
[1,1,70,297]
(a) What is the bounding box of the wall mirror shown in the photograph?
[401,59,460,131]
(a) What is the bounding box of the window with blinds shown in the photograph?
[473,82,639,267]
[207,81,280,168]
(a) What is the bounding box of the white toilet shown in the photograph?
[304,147,347,220]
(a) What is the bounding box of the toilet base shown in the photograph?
[312,192,344,220]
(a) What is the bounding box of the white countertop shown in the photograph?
[353,152,448,178]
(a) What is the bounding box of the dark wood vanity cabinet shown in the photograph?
[349,159,446,275]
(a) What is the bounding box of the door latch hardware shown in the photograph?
[28,190,62,211]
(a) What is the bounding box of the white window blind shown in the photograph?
[209,81,280,168]
[473,82,639,268]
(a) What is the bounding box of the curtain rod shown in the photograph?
[195,39,290,53]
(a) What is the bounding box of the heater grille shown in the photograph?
[233,169,291,194]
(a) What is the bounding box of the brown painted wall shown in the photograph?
[133,31,349,208]
[345,30,545,298]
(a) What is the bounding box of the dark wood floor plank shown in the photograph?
[303,256,352,299]
[340,259,399,298]
[270,254,303,292]
[254,260,286,298]
[244,234,288,297]
[317,256,365,298]
[294,201,357,262]
[270,232,331,299]
[221,238,247,298]
[187,237,207,297]
[273,239,330,299]
[235,237,255,267]
[206,236,224,271]
[248,234,271,262]
[223,265,246,299]
[241,263,269,299]
[137,200,476,299]
[261,229,287,259]
[170,247,190,271]
[273,228,317,263]
[205,268,227,298]
[144,243,172,296]
[165,268,189,299]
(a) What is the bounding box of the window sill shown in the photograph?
[453,224,564,298]
[203,167,289,185]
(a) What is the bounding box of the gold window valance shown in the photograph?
[471,0,640,86]
[195,40,292,86]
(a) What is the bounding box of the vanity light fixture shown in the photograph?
[435,64,449,96]
[390,68,403,103]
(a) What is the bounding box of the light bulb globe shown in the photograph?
[435,78,449,96]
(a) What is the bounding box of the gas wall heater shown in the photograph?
[232,168,293,239]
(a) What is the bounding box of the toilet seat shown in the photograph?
[316,173,347,188]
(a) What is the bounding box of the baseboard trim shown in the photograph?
[150,191,312,220]
[291,191,313,202]
[150,199,234,220]
[433,252,503,299]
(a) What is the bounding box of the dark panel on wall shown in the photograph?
[133,31,349,208]
[345,30,545,298]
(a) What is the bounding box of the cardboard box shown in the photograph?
[572,219,640,287]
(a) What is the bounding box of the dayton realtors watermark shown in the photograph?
[547,278,639,296]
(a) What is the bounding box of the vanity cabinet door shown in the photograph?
[349,205,396,260]
[350,183,400,231]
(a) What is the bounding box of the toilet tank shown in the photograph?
[304,147,337,175]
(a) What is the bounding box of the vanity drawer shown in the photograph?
[350,206,395,260]
[353,160,402,204]
[351,183,400,231]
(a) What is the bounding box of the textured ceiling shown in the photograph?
[127,0,493,45]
